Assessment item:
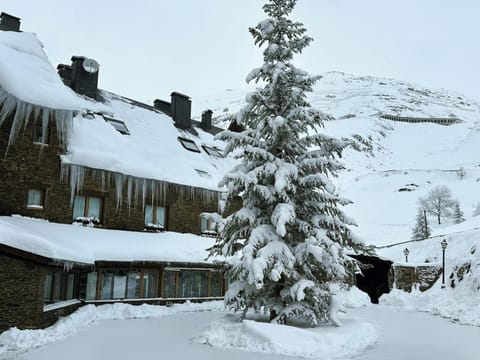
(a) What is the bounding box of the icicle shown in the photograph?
[0,86,74,152]
[60,163,221,211]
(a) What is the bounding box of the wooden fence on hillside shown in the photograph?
[381,114,462,125]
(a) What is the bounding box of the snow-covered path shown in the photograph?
[8,306,480,360]
[352,305,480,360]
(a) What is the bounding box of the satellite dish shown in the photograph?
[82,58,99,74]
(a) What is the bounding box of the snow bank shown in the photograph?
[378,225,480,326]
[0,301,223,354]
[195,317,376,359]
[381,287,480,327]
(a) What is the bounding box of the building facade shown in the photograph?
[0,12,232,332]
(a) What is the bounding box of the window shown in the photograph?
[201,217,217,236]
[104,116,130,135]
[142,271,157,298]
[33,120,50,145]
[144,205,165,229]
[72,195,102,223]
[195,169,211,179]
[178,137,201,153]
[178,271,209,298]
[79,272,98,301]
[163,270,177,298]
[99,270,156,300]
[27,189,44,209]
[202,145,223,157]
[44,271,76,304]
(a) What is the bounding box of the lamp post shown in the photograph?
[403,248,409,263]
[441,239,448,288]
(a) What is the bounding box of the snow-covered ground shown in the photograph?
[1,294,479,360]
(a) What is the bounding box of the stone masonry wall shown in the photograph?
[0,115,219,234]
[393,264,442,292]
[0,254,46,332]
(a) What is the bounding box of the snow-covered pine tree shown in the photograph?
[411,207,431,240]
[452,200,465,224]
[210,0,364,326]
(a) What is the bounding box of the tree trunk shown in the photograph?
[437,213,441,224]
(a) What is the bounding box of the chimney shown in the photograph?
[69,56,99,100]
[153,99,172,116]
[170,92,191,129]
[57,64,72,87]
[201,110,213,131]
[0,12,21,32]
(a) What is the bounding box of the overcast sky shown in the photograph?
[3,0,480,114]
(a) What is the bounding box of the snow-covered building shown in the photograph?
[0,13,232,331]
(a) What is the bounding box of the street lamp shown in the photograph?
[441,239,448,288]
[403,248,409,263]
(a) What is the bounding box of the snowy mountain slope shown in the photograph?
[194,72,480,246]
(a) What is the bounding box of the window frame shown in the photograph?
[72,194,104,224]
[26,188,45,210]
[98,269,158,300]
[144,204,167,230]
[44,271,77,304]
[202,145,224,158]
[178,137,201,153]
[104,116,130,135]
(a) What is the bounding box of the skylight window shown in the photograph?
[202,145,224,158]
[195,169,211,178]
[104,116,130,135]
[178,137,200,153]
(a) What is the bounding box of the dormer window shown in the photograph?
[202,145,223,158]
[33,120,50,145]
[104,116,130,135]
[178,137,200,152]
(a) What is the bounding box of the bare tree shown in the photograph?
[418,185,455,224]
[457,166,466,180]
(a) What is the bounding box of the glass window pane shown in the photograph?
[144,205,153,225]
[210,272,222,297]
[179,271,208,298]
[201,218,208,232]
[179,138,200,152]
[85,272,98,300]
[53,272,64,302]
[27,189,43,207]
[100,272,113,300]
[87,197,101,218]
[143,271,157,298]
[156,207,165,227]
[113,272,127,299]
[72,196,86,219]
[66,274,75,300]
[44,272,53,304]
[163,271,177,298]
[126,272,140,299]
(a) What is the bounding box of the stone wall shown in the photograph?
[393,264,442,292]
[0,116,219,234]
[0,253,46,332]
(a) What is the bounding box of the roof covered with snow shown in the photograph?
[62,92,234,192]
[0,30,234,192]
[0,216,220,265]
[0,31,92,111]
